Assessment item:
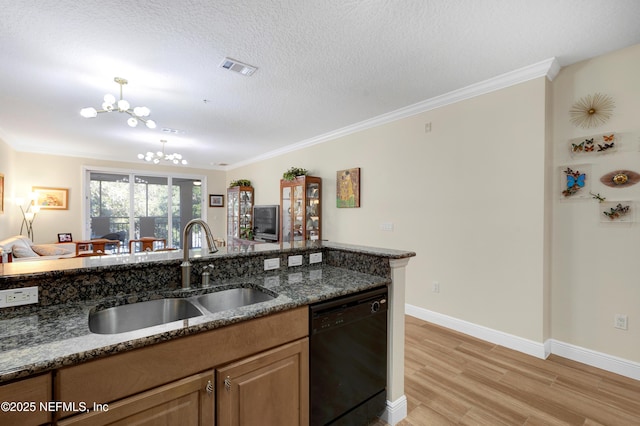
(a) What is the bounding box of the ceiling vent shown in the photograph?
[219,58,257,76]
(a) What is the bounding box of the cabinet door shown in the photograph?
[58,370,215,426]
[217,338,309,426]
[0,373,51,426]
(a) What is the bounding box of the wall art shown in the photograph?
[32,186,68,210]
[569,92,615,128]
[337,167,360,208]
[560,165,591,199]
[600,201,634,223]
[209,194,224,207]
[569,132,618,157]
[599,170,640,188]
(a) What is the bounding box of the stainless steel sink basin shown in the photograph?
[89,298,204,334]
[195,287,275,314]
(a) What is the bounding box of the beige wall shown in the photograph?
[231,44,640,363]
[551,44,640,361]
[2,150,227,244]
[230,77,551,344]
[2,43,637,364]
[0,138,17,238]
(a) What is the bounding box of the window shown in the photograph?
[85,168,205,251]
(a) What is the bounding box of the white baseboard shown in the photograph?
[406,304,548,359]
[549,339,640,381]
[381,395,407,426]
[406,304,640,381]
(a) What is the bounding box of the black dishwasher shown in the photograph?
[309,286,388,426]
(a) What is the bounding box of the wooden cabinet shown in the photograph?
[217,338,309,426]
[280,176,321,242]
[57,370,214,426]
[0,373,52,426]
[55,307,308,425]
[227,186,254,240]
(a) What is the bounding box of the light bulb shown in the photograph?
[137,153,144,159]
[25,212,34,220]
[118,99,130,111]
[128,117,138,127]
[153,158,160,164]
[102,102,114,111]
[181,159,188,165]
[104,94,116,104]
[145,119,157,129]
[80,107,98,118]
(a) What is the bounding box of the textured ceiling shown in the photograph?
[1,1,639,169]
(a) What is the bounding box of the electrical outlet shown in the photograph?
[380,222,394,232]
[0,287,38,308]
[264,258,280,271]
[432,281,440,293]
[614,314,628,330]
[309,252,322,264]
[288,255,303,267]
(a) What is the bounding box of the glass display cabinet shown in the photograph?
[280,176,321,242]
[227,186,254,240]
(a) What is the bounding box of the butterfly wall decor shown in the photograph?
[568,133,617,156]
[562,167,586,197]
[602,203,631,221]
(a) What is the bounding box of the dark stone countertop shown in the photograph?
[0,264,390,382]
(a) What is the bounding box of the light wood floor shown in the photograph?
[372,316,640,426]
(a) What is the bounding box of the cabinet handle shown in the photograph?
[224,376,231,392]
[206,380,214,396]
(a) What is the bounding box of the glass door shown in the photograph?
[87,170,203,251]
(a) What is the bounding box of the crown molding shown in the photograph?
[230,57,560,170]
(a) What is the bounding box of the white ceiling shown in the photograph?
[1,1,639,170]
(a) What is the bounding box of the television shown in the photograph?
[253,205,280,242]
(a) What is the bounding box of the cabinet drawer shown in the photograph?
[0,373,52,426]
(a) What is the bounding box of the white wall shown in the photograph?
[551,44,640,362]
[230,76,551,344]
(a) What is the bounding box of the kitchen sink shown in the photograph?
[88,286,277,334]
[89,298,204,334]
[195,287,275,314]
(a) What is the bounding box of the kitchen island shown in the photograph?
[0,241,415,425]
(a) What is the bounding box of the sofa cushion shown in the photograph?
[32,244,74,257]
[12,245,39,258]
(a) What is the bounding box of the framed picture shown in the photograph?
[209,194,224,207]
[32,186,69,210]
[337,167,361,208]
[0,173,4,214]
[57,233,73,243]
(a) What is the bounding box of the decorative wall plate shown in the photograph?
[600,170,640,188]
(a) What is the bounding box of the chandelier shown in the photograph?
[80,77,157,129]
[138,140,187,165]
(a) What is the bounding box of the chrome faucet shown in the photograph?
[181,219,218,289]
